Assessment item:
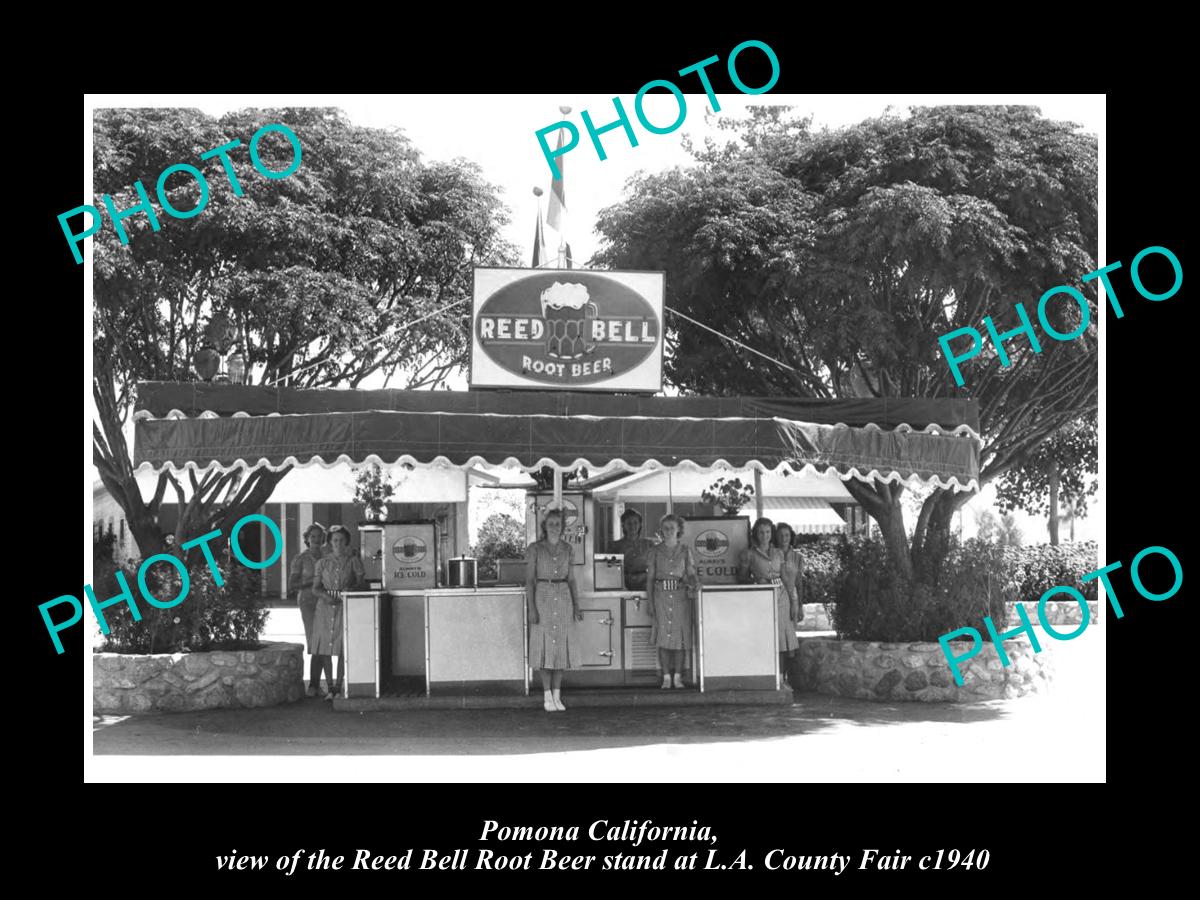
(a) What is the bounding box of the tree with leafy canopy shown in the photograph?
[593,104,1097,578]
[471,513,527,581]
[92,107,518,561]
[995,412,1096,544]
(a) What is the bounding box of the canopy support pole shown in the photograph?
[553,467,563,509]
[754,468,763,520]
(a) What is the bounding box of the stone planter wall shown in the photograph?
[795,636,1052,702]
[800,600,1100,633]
[94,642,305,714]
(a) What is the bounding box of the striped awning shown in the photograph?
[760,497,848,534]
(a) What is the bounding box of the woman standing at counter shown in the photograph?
[773,521,804,688]
[526,509,583,713]
[612,509,656,591]
[738,518,792,687]
[311,525,366,701]
[288,522,328,697]
[645,514,699,690]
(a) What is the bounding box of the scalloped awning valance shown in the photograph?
[132,384,982,491]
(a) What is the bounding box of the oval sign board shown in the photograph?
[471,269,663,390]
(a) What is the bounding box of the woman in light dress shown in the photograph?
[738,517,794,689]
[288,522,328,697]
[645,514,700,689]
[525,509,583,712]
[773,521,805,689]
[311,525,365,701]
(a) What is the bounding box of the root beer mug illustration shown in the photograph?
[540,281,597,360]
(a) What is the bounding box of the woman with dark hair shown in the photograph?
[612,508,656,590]
[773,521,805,688]
[526,508,583,712]
[644,513,699,689]
[288,522,328,697]
[311,524,365,701]
[738,517,792,687]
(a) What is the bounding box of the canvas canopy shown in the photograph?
[132,383,982,492]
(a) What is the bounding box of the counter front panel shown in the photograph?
[425,590,527,694]
[343,592,385,698]
[698,585,778,691]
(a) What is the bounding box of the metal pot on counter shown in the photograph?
[447,557,478,588]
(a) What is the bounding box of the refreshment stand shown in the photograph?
[131,268,981,709]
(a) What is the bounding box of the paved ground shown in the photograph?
[89,609,1106,781]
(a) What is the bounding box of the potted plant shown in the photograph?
[354,463,397,522]
[700,476,755,516]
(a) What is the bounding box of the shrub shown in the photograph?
[796,539,842,607]
[95,553,268,654]
[1006,541,1099,605]
[831,538,1011,642]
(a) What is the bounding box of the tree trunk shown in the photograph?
[93,375,170,559]
[1048,462,1060,546]
[843,479,912,580]
[913,488,974,580]
[94,372,293,565]
[172,464,293,565]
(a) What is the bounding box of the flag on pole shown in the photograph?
[532,201,547,268]
[564,242,574,269]
[547,130,567,232]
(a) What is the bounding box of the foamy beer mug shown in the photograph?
[402,538,418,559]
[540,281,598,360]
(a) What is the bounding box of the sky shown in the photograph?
[90,94,1104,541]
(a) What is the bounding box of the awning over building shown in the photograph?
[132,384,982,492]
[760,497,848,534]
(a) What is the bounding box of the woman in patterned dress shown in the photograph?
[525,509,582,712]
[311,525,366,701]
[738,517,792,688]
[773,521,805,688]
[645,514,700,689]
[288,522,328,697]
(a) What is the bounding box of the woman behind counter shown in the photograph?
[311,524,366,701]
[526,509,583,712]
[773,521,805,688]
[645,514,699,689]
[288,522,328,697]
[738,517,796,689]
[612,508,656,591]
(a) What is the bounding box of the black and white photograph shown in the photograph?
[74,85,1114,791]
